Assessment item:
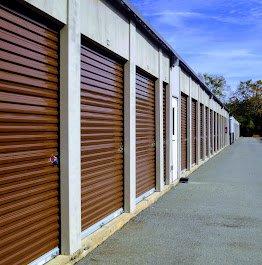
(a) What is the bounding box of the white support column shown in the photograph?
[155,49,164,192]
[60,0,81,255]
[188,78,192,169]
[124,21,136,213]
[166,67,173,184]
[173,63,181,179]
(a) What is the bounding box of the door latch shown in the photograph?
[118,144,124,154]
[49,155,59,166]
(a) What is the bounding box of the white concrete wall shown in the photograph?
[162,53,170,84]
[80,0,129,60]
[191,80,198,100]
[25,0,67,23]
[136,29,159,77]
[180,70,190,95]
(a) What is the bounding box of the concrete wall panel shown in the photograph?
[191,80,198,100]
[180,70,190,95]
[80,0,129,60]
[162,53,170,83]
[25,0,67,23]
[136,29,159,77]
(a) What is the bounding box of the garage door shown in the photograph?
[214,112,217,152]
[0,5,60,265]
[81,43,124,231]
[217,114,219,151]
[200,104,204,160]
[205,107,209,156]
[191,99,197,165]
[136,71,156,197]
[210,110,213,154]
[181,93,188,170]
[163,83,167,183]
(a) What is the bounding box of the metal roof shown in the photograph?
[110,0,229,112]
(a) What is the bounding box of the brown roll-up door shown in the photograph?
[191,99,197,165]
[163,83,167,183]
[217,114,219,150]
[0,5,60,265]
[81,44,124,230]
[181,93,188,170]
[210,110,213,154]
[214,112,216,152]
[205,107,209,156]
[136,71,156,197]
[219,115,221,150]
[200,104,204,160]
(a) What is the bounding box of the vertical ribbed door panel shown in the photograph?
[200,104,204,160]
[0,5,60,265]
[181,93,188,170]
[163,83,166,183]
[81,44,124,230]
[206,107,209,156]
[191,99,197,165]
[217,113,219,151]
[214,113,217,152]
[210,110,213,154]
[136,71,156,197]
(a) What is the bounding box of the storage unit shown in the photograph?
[191,99,197,165]
[163,83,167,183]
[181,93,188,170]
[136,70,156,198]
[0,4,60,264]
[81,43,124,231]
[200,104,204,160]
[0,1,240,263]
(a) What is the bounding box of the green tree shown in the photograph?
[227,80,262,136]
[200,73,229,101]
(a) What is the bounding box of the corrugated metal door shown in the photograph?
[200,104,204,160]
[214,112,217,152]
[136,71,156,197]
[191,99,197,165]
[217,114,219,150]
[163,83,167,183]
[181,93,188,170]
[205,107,209,156]
[0,5,60,264]
[210,110,213,154]
[81,44,124,230]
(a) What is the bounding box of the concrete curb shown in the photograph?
[47,180,180,265]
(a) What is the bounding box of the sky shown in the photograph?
[129,0,262,93]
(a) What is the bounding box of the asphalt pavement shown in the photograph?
[77,137,262,265]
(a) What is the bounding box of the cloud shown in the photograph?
[129,0,262,90]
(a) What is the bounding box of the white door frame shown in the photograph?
[172,97,178,181]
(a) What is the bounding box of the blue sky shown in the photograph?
[129,0,262,92]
